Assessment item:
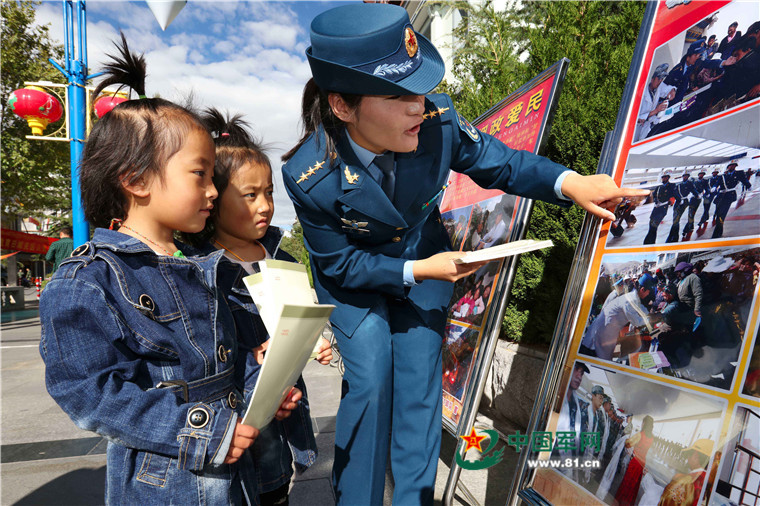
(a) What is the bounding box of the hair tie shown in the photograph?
[221,132,230,137]
[109,218,123,230]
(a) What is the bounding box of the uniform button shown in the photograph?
[71,244,90,257]
[392,236,401,242]
[218,345,228,363]
[139,294,155,312]
[188,407,209,428]
[228,392,237,409]
[395,227,403,230]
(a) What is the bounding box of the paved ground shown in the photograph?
[1,288,519,505]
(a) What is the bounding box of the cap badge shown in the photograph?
[405,27,418,58]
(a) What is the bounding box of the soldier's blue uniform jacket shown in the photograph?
[40,228,262,505]
[694,177,710,196]
[713,169,751,200]
[282,93,569,338]
[652,181,677,205]
[674,179,699,202]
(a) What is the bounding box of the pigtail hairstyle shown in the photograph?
[183,108,271,246]
[281,78,361,162]
[79,33,206,228]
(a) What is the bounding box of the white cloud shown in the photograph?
[31,0,331,229]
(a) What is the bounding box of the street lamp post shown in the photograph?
[48,0,90,247]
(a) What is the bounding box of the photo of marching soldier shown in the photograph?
[545,361,724,506]
[607,103,758,248]
[632,1,759,143]
[577,246,759,390]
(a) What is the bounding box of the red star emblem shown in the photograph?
[459,428,487,452]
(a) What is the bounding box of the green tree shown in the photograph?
[442,1,646,344]
[279,220,313,286]
[2,0,70,228]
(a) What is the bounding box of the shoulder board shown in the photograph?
[286,155,337,193]
[421,93,454,126]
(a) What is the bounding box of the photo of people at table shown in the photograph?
[465,194,517,251]
[447,261,501,327]
[708,404,760,506]
[442,322,481,401]
[607,104,759,248]
[577,246,759,390]
[441,205,473,251]
[552,361,724,506]
[633,1,759,144]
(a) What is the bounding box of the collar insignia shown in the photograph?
[344,166,359,185]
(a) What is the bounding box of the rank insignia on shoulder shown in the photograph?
[457,113,480,142]
[423,106,450,121]
[344,166,359,185]
[297,160,327,184]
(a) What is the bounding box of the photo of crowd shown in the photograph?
[607,104,759,248]
[708,404,760,505]
[633,1,760,143]
[447,261,500,327]
[442,322,481,402]
[442,194,517,253]
[578,246,759,390]
[550,361,724,506]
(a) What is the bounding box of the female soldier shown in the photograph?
[281,4,649,504]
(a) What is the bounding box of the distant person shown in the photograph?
[644,172,676,244]
[711,160,751,238]
[658,439,714,506]
[635,63,675,142]
[666,171,699,243]
[582,273,655,361]
[615,415,655,506]
[703,35,718,60]
[45,227,73,273]
[717,21,742,59]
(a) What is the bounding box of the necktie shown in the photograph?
[374,152,395,201]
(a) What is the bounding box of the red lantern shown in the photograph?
[93,93,128,118]
[8,86,63,135]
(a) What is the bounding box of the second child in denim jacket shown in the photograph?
[39,37,300,505]
[185,109,332,506]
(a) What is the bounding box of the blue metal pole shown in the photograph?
[61,0,89,246]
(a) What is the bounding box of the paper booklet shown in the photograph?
[453,239,553,264]
[241,261,334,429]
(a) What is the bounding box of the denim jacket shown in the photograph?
[197,226,318,493]
[40,228,262,505]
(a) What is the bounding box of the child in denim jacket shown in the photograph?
[185,109,333,506]
[39,36,299,505]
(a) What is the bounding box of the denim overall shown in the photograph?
[40,228,262,505]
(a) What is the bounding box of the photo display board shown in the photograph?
[513,2,760,505]
[439,60,567,432]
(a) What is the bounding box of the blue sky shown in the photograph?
[35,0,346,229]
